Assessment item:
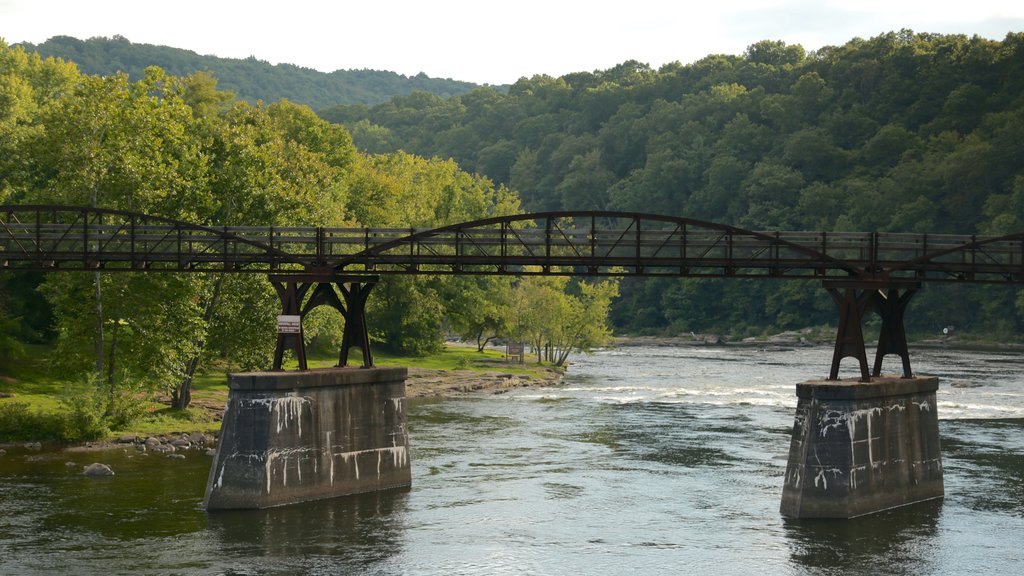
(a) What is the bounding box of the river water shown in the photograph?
[1,345,1022,575]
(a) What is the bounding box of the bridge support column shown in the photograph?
[780,376,944,518]
[826,285,872,381]
[337,282,374,368]
[204,366,410,510]
[269,275,378,371]
[872,287,916,378]
[270,279,312,370]
[825,281,919,381]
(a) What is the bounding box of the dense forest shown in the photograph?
[15,35,485,108]
[4,29,1024,418]
[319,30,1024,338]
[0,39,615,434]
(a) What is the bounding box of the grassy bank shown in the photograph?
[0,344,558,444]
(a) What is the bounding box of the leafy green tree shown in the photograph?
[858,124,918,171]
[38,273,204,417]
[444,276,513,352]
[373,278,445,356]
[982,175,1024,234]
[17,67,210,411]
[510,276,619,366]
[556,149,616,210]
[738,162,805,229]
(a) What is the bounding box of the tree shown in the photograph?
[444,276,513,352]
[511,276,619,366]
[18,68,210,413]
[37,273,205,419]
[744,40,806,67]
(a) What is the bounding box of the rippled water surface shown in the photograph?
[1,345,1023,575]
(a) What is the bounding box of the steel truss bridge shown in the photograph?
[4,205,1024,379]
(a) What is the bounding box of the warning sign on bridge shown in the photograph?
[276,315,302,334]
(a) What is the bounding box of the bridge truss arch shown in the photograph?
[7,204,1024,378]
[333,211,862,279]
[882,232,1024,284]
[0,204,311,273]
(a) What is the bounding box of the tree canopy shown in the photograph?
[317,30,1024,338]
[15,35,488,109]
[2,39,612,428]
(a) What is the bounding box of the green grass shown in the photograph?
[0,343,558,443]
[294,343,558,376]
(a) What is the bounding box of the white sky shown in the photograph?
[2,0,1023,85]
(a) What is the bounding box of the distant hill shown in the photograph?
[15,35,487,109]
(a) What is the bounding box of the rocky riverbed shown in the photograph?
[404,366,563,397]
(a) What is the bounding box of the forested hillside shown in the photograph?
[321,30,1024,338]
[1,39,617,431]
[15,35,484,108]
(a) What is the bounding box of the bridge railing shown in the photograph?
[330,215,853,277]
[4,206,1023,282]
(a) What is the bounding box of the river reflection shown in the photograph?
[783,502,943,575]
[207,489,411,574]
[1,345,1023,575]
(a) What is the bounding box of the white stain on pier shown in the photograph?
[214,463,226,489]
[275,396,311,436]
[240,395,312,437]
[811,455,843,490]
[262,447,314,494]
[327,431,334,485]
[326,445,409,482]
[388,397,403,413]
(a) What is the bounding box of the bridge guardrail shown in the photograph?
[4,206,1024,282]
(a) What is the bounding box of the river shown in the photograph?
[1,345,1022,575]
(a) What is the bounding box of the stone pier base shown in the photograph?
[780,376,943,519]
[204,367,410,510]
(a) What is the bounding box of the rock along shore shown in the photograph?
[404,366,564,398]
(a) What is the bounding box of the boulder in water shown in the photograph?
[83,463,114,477]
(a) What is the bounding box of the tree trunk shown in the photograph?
[173,277,224,410]
[103,320,119,417]
[93,271,104,376]
[476,334,495,353]
[556,348,571,367]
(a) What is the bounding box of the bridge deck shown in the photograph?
[3,206,1022,283]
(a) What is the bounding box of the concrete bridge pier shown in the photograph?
[204,367,411,510]
[780,376,944,518]
[781,279,943,518]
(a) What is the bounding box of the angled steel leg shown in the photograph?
[827,286,872,382]
[270,279,313,371]
[872,287,916,378]
[337,281,375,368]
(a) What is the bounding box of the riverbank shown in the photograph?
[0,365,564,453]
[0,344,564,449]
[405,365,564,397]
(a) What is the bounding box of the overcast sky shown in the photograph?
[2,0,1023,85]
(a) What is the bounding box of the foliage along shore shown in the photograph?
[0,38,615,443]
[0,345,563,447]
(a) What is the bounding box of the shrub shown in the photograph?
[58,373,150,440]
[0,402,64,442]
[58,385,109,441]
